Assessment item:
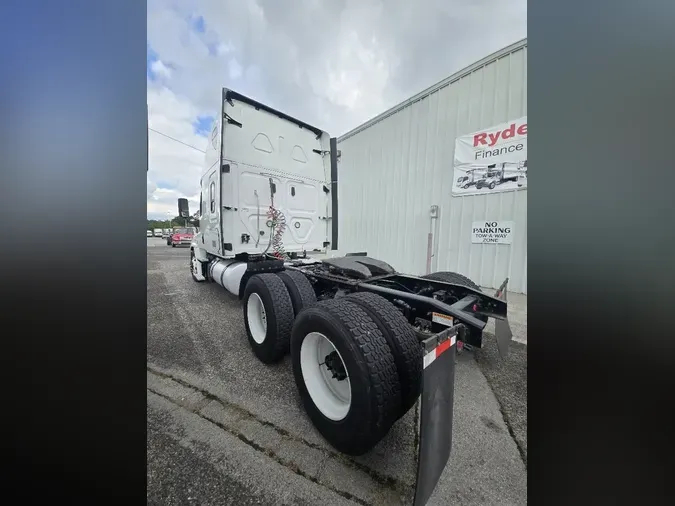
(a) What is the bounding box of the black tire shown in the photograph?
[190,250,206,283]
[276,270,317,316]
[422,271,482,292]
[172,243,176,248]
[243,274,295,363]
[290,299,401,456]
[489,181,496,190]
[345,292,422,418]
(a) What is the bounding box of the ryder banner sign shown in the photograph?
[452,116,527,196]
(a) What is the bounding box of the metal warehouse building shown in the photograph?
[336,38,527,294]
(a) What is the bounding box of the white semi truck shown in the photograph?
[184,89,513,505]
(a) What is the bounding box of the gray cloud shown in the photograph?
[146,0,526,218]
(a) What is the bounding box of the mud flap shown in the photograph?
[493,278,513,358]
[413,325,460,506]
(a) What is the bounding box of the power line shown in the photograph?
[148,127,206,153]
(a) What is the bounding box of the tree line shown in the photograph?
[147,215,200,230]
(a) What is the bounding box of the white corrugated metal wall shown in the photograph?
[336,39,527,294]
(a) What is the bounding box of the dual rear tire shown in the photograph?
[243,274,295,363]
[241,272,422,455]
[291,300,401,455]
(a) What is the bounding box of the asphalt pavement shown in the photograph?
[146,238,527,505]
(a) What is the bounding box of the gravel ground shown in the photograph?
[475,339,528,464]
[146,238,527,505]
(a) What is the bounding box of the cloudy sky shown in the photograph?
[147,0,526,219]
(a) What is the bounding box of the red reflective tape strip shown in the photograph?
[436,338,452,357]
[422,336,457,369]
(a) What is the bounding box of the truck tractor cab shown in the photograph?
[475,170,500,190]
[456,174,476,189]
[181,88,514,506]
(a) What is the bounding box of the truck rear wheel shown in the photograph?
[243,274,294,363]
[345,292,422,418]
[290,299,401,455]
[422,271,482,291]
[276,270,317,316]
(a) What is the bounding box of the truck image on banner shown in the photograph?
[453,116,527,196]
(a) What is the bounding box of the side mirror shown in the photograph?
[178,198,190,218]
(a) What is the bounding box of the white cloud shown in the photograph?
[150,59,172,79]
[147,178,157,199]
[228,58,243,80]
[217,41,234,56]
[148,187,200,220]
[146,0,526,219]
[146,85,206,219]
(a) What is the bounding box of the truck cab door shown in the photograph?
[203,169,221,255]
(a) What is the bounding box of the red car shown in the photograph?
[168,227,196,247]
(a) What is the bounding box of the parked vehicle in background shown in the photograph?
[147,230,153,237]
[153,228,163,237]
[162,229,171,239]
[170,227,196,247]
